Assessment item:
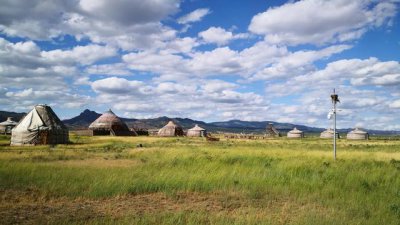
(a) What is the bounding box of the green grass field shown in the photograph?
[1,134,400,225]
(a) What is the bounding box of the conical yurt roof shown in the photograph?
[288,127,303,134]
[188,124,205,131]
[13,104,67,131]
[11,104,69,146]
[348,127,367,134]
[0,117,18,126]
[158,120,184,136]
[89,109,129,131]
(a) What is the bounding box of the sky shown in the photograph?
[0,0,399,130]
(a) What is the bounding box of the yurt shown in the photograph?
[0,117,18,134]
[347,128,369,140]
[287,127,304,138]
[158,121,184,137]
[266,123,280,137]
[187,124,207,137]
[89,109,136,136]
[10,105,69,146]
[320,128,340,139]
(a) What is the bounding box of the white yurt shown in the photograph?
[0,117,18,134]
[347,128,369,140]
[287,127,304,138]
[11,105,69,146]
[187,124,207,137]
[320,128,339,139]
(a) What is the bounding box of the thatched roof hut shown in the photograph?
[347,128,369,140]
[10,105,69,146]
[187,124,206,137]
[89,109,136,136]
[158,121,184,137]
[287,127,304,138]
[320,128,339,139]
[0,117,18,134]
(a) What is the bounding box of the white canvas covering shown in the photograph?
[0,117,18,134]
[320,128,339,139]
[347,128,369,140]
[187,124,206,137]
[11,105,69,146]
[287,127,304,138]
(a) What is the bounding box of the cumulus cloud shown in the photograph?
[91,77,145,95]
[249,0,397,45]
[0,0,181,50]
[177,8,211,24]
[389,100,400,109]
[198,27,249,45]
[86,63,131,76]
[42,44,117,65]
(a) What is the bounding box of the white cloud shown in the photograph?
[86,63,131,76]
[91,77,144,95]
[389,100,400,109]
[250,44,351,80]
[0,0,181,51]
[249,0,397,45]
[199,27,249,45]
[177,8,210,24]
[42,44,117,65]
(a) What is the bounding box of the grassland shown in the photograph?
[0,134,400,225]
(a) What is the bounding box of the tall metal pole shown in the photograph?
[331,89,339,161]
[333,89,337,161]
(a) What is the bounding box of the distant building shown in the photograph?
[320,128,340,139]
[11,105,69,146]
[347,128,369,140]
[266,123,280,137]
[0,117,18,135]
[158,121,184,137]
[89,109,137,136]
[187,124,207,137]
[287,127,304,138]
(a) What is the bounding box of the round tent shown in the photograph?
[158,121,184,137]
[187,124,207,137]
[89,109,136,136]
[11,105,69,146]
[287,127,304,138]
[0,117,18,134]
[347,128,369,140]
[320,128,339,139]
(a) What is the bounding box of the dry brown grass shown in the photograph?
[0,188,330,225]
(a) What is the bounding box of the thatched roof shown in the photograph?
[11,104,69,146]
[158,121,184,137]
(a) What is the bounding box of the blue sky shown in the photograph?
[0,0,399,130]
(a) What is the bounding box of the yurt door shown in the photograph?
[40,130,49,144]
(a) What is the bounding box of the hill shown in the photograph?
[61,109,325,134]
[0,111,26,123]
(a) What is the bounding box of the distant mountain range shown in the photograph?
[1,109,399,135]
[61,109,399,135]
[0,111,26,123]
